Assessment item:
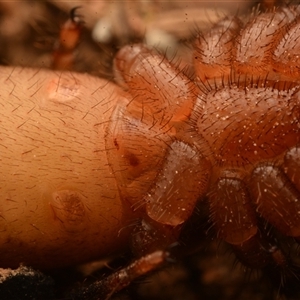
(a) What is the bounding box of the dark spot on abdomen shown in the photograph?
[126,153,139,167]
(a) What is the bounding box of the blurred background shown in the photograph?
[0,0,257,77]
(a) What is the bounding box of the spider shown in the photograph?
[0,1,300,300]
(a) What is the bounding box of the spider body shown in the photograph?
[108,5,300,269]
[1,3,300,299]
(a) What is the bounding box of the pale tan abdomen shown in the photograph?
[0,67,131,268]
